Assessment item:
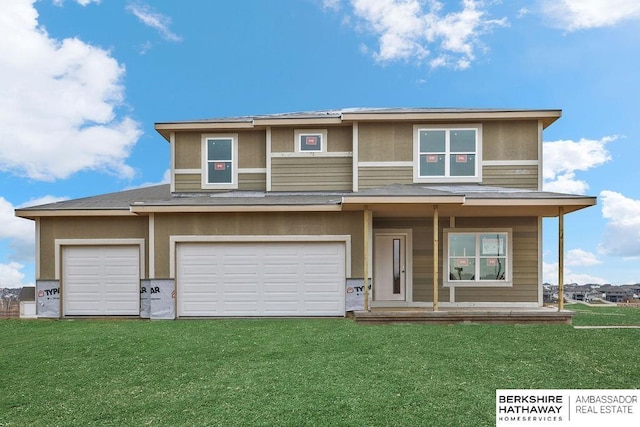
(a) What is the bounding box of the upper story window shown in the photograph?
[202,134,238,189]
[444,229,512,287]
[295,129,327,153]
[413,124,482,183]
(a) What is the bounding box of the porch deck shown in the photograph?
[352,307,574,325]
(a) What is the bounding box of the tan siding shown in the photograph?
[373,217,451,303]
[271,157,352,191]
[154,212,363,278]
[358,123,413,162]
[482,165,539,189]
[372,216,539,304]
[454,217,539,303]
[483,121,539,161]
[174,173,202,192]
[358,166,413,189]
[327,126,352,152]
[174,132,201,169]
[238,173,266,191]
[271,128,294,152]
[39,217,148,280]
[238,131,266,168]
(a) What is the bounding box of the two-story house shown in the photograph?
[16,108,596,320]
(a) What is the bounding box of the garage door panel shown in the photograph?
[178,242,345,317]
[63,246,140,316]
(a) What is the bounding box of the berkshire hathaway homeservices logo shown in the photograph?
[497,390,639,426]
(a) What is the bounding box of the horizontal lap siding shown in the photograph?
[238,173,266,191]
[454,217,539,303]
[271,157,352,191]
[373,216,539,304]
[175,173,202,192]
[374,218,451,303]
[174,173,265,192]
[482,165,539,189]
[358,166,413,189]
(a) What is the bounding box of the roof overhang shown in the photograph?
[129,204,343,214]
[340,109,562,129]
[341,194,596,217]
[155,108,563,141]
[15,209,136,220]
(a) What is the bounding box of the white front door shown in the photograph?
[373,234,407,301]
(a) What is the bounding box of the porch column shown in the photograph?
[433,204,439,311]
[363,207,371,311]
[558,206,564,311]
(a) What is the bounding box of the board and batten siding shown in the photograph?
[152,211,364,279]
[271,157,352,191]
[38,216,149,280]
[373,217,450,303]
[358,123,413,162]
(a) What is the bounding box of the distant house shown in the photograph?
[599,285,634,303]
[16,108,596,319]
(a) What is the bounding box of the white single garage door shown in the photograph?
[177,242,345,317]
[63,246,140,316]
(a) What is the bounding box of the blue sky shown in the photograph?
[1,0,639,287]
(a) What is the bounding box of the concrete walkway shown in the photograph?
[573,325,640,329]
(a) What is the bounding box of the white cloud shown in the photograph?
[598,191,640,257]
[322,0,343,11]
[566,248,600,266]
[0,0,142,181]
[543,261,608,286]
[126,169,171,190]
[332,0,507,69]
[0,262,31,288]
[53,0,101,6]
[0,197,36,261]
[0,195,69,264]
[126,2,182,42]
[541,0,640,31]
[542,136,614,194]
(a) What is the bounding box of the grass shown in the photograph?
[1,316,638,426]
[566,303,640,326]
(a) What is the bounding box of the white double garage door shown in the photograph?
[62,242,346,317]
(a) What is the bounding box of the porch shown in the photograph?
[352,307,574,325]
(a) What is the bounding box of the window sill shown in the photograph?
[414,176,482,184]
[445,281,513,288]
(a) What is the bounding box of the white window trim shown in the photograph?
[413,124,483,183]
[201,133,238,190]
[443,228,513,288]
[295,129,327,154]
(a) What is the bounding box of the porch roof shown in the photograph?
[341,184,596,217]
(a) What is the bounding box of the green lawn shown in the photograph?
[1,315,638,426]
[566,303,640,326]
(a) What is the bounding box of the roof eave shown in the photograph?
[15,209,136,219]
